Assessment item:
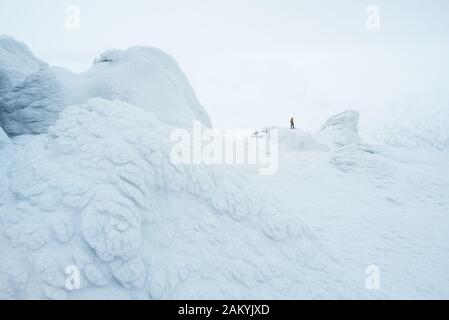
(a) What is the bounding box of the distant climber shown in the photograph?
[290,117,295,130]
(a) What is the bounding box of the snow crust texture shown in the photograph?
[0,98,359,299]
[369,104,449,150]
[0,35,47,97]
[314,110,361,149]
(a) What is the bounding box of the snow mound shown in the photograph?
[314,110,361,149]
[277,127,326,152]
[0,98,357,299]
[0,37,211,136]
[258,111,361,154]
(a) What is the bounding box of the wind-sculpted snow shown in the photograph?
[2,36,447,300]
[0,98,360,299]
[0,37,211,136]
[0,35,47,97]
[315,110,361,149]
[267,110,361,154]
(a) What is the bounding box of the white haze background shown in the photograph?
[1,0,448,134]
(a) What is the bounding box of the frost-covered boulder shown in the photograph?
[84,47,212,129]
[0,36,211,136]
[0,35,47,97]
[314,110,361,149]
[0,98,359,299]
[260,111,361,153]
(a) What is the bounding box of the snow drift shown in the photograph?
[258,110,361,153]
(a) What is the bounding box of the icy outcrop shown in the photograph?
[0,37,211,136]
[314,110,361,149]
[0,35,47,97]
[259,111,361,153]
[86,47,212,129]
[0,98,357,299]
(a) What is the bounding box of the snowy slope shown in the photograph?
[0,98,362,299]
[368,103,449,150]
[0,36,448,299]
[253,120,449,299]
[0,38,211,136]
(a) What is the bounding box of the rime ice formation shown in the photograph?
[0,98,357,299]
[0,35,47,97]
[314,110,361,149]
[0,37,211,136]
[259,110,361,153]
[1,36,449,300]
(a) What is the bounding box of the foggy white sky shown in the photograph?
[1,0,448,132]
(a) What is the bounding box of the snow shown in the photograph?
[0,97,356,299]
[0,126,10,148]
[0,35,47,97]
[0,36,449,299]
[314,110,361,149]
[0,39,211,136]
[368,104,449,150]
[258,142,449,298]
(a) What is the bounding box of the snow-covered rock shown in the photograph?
[0,98,359,299]
[1,36,448,300]
[261,111,361,154]
[0,37,211,136]
[257,112,360,154]
[314,110,361,149]
[0,35,47,97]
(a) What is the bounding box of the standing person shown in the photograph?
[290,117,295,129]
